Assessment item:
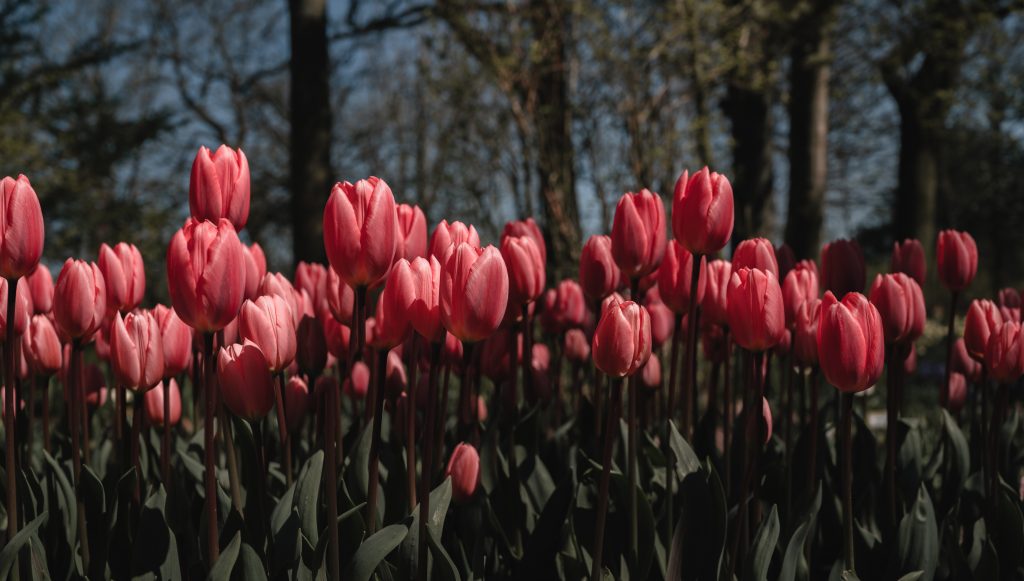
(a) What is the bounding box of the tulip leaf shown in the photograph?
[744,504,779,581]
[779,486,822,581]
[397,478,453,578]
[346,523,408,581]
[667,464,728,581]
[668,420,702,480]
[0,511,47,579]
[897,485,939,581]
[426,526,461,581]
[208,531,242,581]
[295,450,324,547]
[347,420,373,504]
[130,485,182,581]
[989,483,1024,576]
[608,470,655,580]
[239,542,269,581]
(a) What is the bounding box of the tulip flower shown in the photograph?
[323,267,354,324]
[945,373,967,415]
[641,355,661,389]
[504,218,546,263]
[285,376,310,432]
[732,238,779,279]
[792,298,821,367]
[440,243,509,342]
[396,203,428,261]
[98,242,145,314]
[218,341,276,420]
[592,300,651,377]
[296,315,327,376]
[110,310,165,390]
[891,239,926,286]
[324,176,398,288]
[399,256,442,343]
[820,239,865,297]
[480,328,518,382]
[241,242,267,300]
[323,316,351,360]
[345,361,371,400]
[429,219,480,261]
[539,279,587,334]
[23,314,61,375]
[986,322,1024,383]
[672,168,734,255]
[152,304,192,378]
[53,259,106,340]
[657,240,707,315]
[384,350,407,399]
[564,328,590,363]
[951,338,982,382]
[782,264,819,328]
[816,291,885,393]
[936,230,978,292]
[0,174,45,279]
[258,272,303,328]
[644,294,675,348]
[726,268,785,352]
[145,379,182,427]
[964,299,1002,362]
[26,265,52,314]
[189,145,250,231]
[371,262,415,349]
[610,189,667,279]
[239,294,297,373]
[998,288,1021,323]
[0,278,31,340]
[868,273,925,345]
[501,235,545,305]
[167,219,245,333]
[701,259,731,326]
[579,235,620,302]
[446,443,480,503]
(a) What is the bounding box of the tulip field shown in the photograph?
[0,147,1021,581]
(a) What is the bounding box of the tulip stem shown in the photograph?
[202,332,219,566]
[840,391,855,572]
[406,340,419,512]
[323,369,341,581]
[942,291,958,408]
[884,348,900,533]
[220,408,243,516]
[162,380,171,489]
[682,254,703,440]
[419,341,443,581]
[591,378,622,580]
[116,382,125,467]
[68,340,90,571]
[806,368,820,495]
[366,349,388,533]
[722,330,732,492]
[274,372,293,487]
[132,391,143,506]
[662,313,683,545]
[989,383,1009,509]
[627,371,639,567]
[41,375,50,455]
[728,350,765,580]
[3,280,18,573]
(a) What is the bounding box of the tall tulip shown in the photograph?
[153,304,192,378]
[539,279,587,334]
[0,174,45,279]
[323,176,398,288]
[869,273,925,346]
[964,299,1002,363]
[891,239,926,285]
[26,265,53,314]
[503,218,546,264]
[98,242,145,314]
[54,259,106,340]
[429,219,480,261]
[732,237,779,279]
[238,294,297,373]
[936,230,978,292]
[23,315,61,376]
[294,262,329,315]
[783,265,819,328]
[166,219,245,333]
[702,260,731,326]
[579,235,620,302]
[189,145,250,231]
[820,239,865,297]
[241,242,267,300]
[396,203,428,261]
[218,341,276,420]
[672,167,734,255]
[109,311,165,391]
[610,189,667,280]
[440,244,508,343]
[657,240,707,315]
[501,235,545,305]
[726,268,785,353]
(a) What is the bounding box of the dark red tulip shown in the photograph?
[323,316,351,360]
[776,243,796,281]
[501,235,545,305]
[792,298,820,367]
[672,167,734,255]
[782,265,819,328]
[218,341,276,420]
[344,361,371,400]
[726,268,785,352]
[540,279,587,335]
[504,218,546,265]
[820,239,865,297]
[153,304,192,377]
[964,299,1002,362]
[611,189,667,279]
[241,242,267,300]
[868,273,925,345]
[23,314,61,375]
[324,176,398,287]
[817,291,885,393]
[657,240,706,315]
[326,268,355,324]
[998,288,1021,323]
[986,321,1024,383]
[951,338,982,382]
[26,265,53,314]
[98,242,145,314]
[891,239,926,286]
[701,260,731,326]
[592,300,651,377]
[396,203,428,261]
[440,244,508,342]
[0,174,45,279]
[936,230,978,292]
[110,310,164,390]
[579,235,620,302]
[297,315,327,376]
[446,443,480,503]
[564,328,590,363]
[53,259,106,340]
[946,373,967,414]
[284,376,310,432]
[429,220,480,262]
[189,145,250,231]
[732,238,779,279]
[0,278,31,340]
[239,294,297,373]
[644,293,674,348]
[167,219,245,332]
[641,355,661,389]
[145,379,182,427]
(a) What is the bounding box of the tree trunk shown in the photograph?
[723,84,774,247]
[893,102,940,252]
[289,0,333,267]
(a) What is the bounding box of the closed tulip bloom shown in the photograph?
[297,315,327,376]
[0,175,44,279]
[645,295,675,348]
[324,176,398,287]
[868,273,926,345]
[241,243,267,300]
[579,235,620,302]
[774,328,792,357]
[218,341,276,420]
[441,243,509,342]
[503,218,546,265]
[501,235,545,305]
[817,291,885,393]
[986,322,1024,383]
[945,373,968,414]
[345,361,371,400]
[396,203,428,261]
[167,219,245,332]
[110,310,165,390]
[145,379,182,427]
[726,268,785,352]
[323,316,351,360]
[284,376,310,432]
[701,259,731,326]
[540,279,587,334]
[258,272,302,328]
[592,300,651,377]
[429,220,480,261]
[776,243,796,281]
[0,277,32,340]
[657,240,707,315]
[385,350,407,398]
[98,242,145,314]
[951,338,982,382]
[406,256,444,342]
[672,167,734,255]
[153,304,192,377]
[641,355,661,389]
[239,294,297,373]
[371,262,415,349]
[480,328,517,382]
[564,328,590,363]
[26,265,53,314]
[891,239,926,286]
[294,262,329,314]
[326,268,355,324]
[782,265,819,328]
[53,258,106,340]
[83,364,107,408]
[447,443,480,503]
[732,238,779,279]
[903,348,917,374]
[792,299,820,367]
[998,288,1021,323]
[964,299,1003,361]
[936,230,978,292]
[610,189,667,279]
[820,239,865,296]
[189,145,250,230]
[23,314,61,375]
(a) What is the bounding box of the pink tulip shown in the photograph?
[440,243,509,342]
[98,242,145,314]
[672,167,734,255]
[782,264,819,328]
[241,242,267,300]
[110,310,164,391]
[446,442,480,503]
[539,280,587,334]
[564,328,590,363]
[258,272,303,328]
[294,262,329,315]
[891,239,926,286]
[579,235,620,302]
[964,299,1003,362]
[385,350,407,399]
[732,238,779,279]
[326,268,355,324]
[641,355,661,389]
[792,299,821,367]
[371,261,415,349]
[218,341,276,420]
[501,235,545,305]
[817,292,885,393]
[701,259,732,326]
[0,175,45,279]
[324,176,398,287]
[345,361,371,400]
[189,145,250,231]
[998,288,1021,323]
[592,300,651,377]
[611,189,667,279]
[145,379,182,427]
[945,373,967,414]
[406,256,444,342]
[429,220,480,262]
[986,322,1024,383]
[726,268,785,352]
[644,293,675,348]
[657,240,706,315]
[153,304,192,377]
[23,314,61,375]
[284,376,310,432]
[0,278,32,340]
[239,294,297,373]
[868,273,926,345]
[504,218,546,264]
[26,265,53,314]
[53,259,106,340]
[323,316,351,360]
[820,239,865,297]
[936,230,978,292]
[396,204,428,261]
[952,338,982,382]
[167,219,245,332]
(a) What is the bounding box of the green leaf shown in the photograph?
[744,504,779,581]
[347,420,373,503]
[208,532,242,581]
[0,511,48,579]
[295,451,325,547]
[238,542,268,581]
[896,485,939,581]
[398,478,454,579]
[779,487,822,581]
[668,420,702,480]
[130,485,182,581]
[989,484,1024,576]
[608,471,655,580]
[346,524,408,581]
[667,464,728,581]
[426,527,461,581]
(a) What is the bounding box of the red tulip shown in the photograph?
[371,261,415,349]
[732,238,779,279]
[23,314,61,375]
[145,379,182,427]
[945,373,967,414]
[936,230,978,292]
[564,328,590,363]
[258,272,303,328]
[284,376,310,432]
[297,315,327,376]
[323,316,351,360]
[726,268,785,352]
[384,350,407,399]
[672,167,734,255]
[153,304,192,377]
[110,310,164,390]
[0,278,31,340]
[951,338,982,382]
[53,258,106,340]
[440,243,509,342]
[641,355,661,389]
[868,273,925,345]
[167,219,245,332]
[504,218,546,265]
[345,361,371,400]
[998,288,1021,323]
[0,175,45,279]
[98,242,145,314]
[792,298,820,367]
[26,265,53,314]
[701,259,731,326]
[325,268,355,324]
[218,341,276,420]
[324,176,398,287]
[657,241,707,315]
[644,294,675,348]
[239,294,297,373]
[592,300,651,377]
[400,256,442,342]
[782,265,819,328]
[817,291,885,393]
[189,145,250,231]
[241,242,267,300]
[986,322,1024,383]
[891,239,926,286]
[446,442,480,503]
[579,235,620,302]
[820,239,865,297]
[501,235,545,306]
[396,203,428,261]
[964,299,1003,362]
[539,279,587,334]
[610,189,667,279]
[429,220,480,262]
[294,262,329,314]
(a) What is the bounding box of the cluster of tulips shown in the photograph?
[0,146,1021,581]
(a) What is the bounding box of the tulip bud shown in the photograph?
[891,239,926,286]
[218,341,276,420]
[732,238,779,279]
[110,310,165,390]
[672,168,734,255]
[429,220,481,263]
[985,322,1024,383]
[792,299,820,367]
[371,262,415,349]
[726,268,785,352]
[964,299,1003,362]
[657,240,706,315]
[26,265,53,314]
[241,242,267,301]
[326,268,355,324]
[345,361,371,400]
[406,256,444,342]
[579,235,620,302]
[936,230,978,292]
[440,244,509,342]
[592,300,651,377]
[701,260,731,326]
[98,242,145,314]
[152,304,192,378]
[817,292,885,393]
[189,145,250,230]
[645,295,674,348]
[951,338,982,382]
[998,288,1021,323]
[539,279,587,335]
[820,239,865,297]
[145,379,182,427]
[641,355,661,389]
[239,294,297,373]
[611,189,667,279]
[782,265,819,328]
[446,442,480,503]
[167,219,245,332]
[324,177,398,287]
[294,262,329,316]
[564,328,590,363]
[258,272,302,328]
[868,273,925,345]
[945,373,967,414]
[297,315,328,376]
[0,175,45,279]
[23,314,61,375]
[323,316,350,360]
[396,204,428,261]
[284,376,310,432]
[0,278,32,340]
[501,235,545,305]
[54,259,106,340]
